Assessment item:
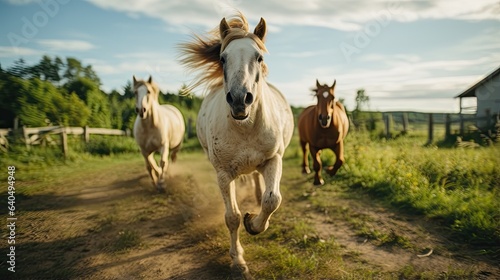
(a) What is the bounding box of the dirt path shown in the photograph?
[2,152,498,279]
[299,192,499,279]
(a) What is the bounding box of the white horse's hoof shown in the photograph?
[156,182,166,193]
[243,213,260,235]
[231,263,253,280]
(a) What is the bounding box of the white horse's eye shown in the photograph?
[220,56,226,64]
[257,55,263,63]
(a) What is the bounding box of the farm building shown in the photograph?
[456,66,500,128]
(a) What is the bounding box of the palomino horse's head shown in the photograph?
[219,17,268,120]
[314,79,336,128]
[133,75,159,119]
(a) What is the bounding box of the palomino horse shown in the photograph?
[133,76,185,192]
[298,79,349,185]
[179,12,294,278]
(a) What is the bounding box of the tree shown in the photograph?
[0,71,23,127]
[29,55,63,83]
[122,80,134,100]
[108,89,124,129]
[63,57,100,85]
[6,58,29,79]
[355,89,369,112]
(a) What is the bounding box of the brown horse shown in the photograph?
[298,79,349,185]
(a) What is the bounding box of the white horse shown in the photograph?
[133,75,185,193]
[179,12,294,278]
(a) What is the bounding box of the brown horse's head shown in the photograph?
[313,79,336,128]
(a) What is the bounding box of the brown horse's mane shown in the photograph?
[178,12,268,93]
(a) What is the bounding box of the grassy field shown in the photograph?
[243,131,500,279]
[0,130,498,279]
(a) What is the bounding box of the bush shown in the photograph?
[84,136,138,155]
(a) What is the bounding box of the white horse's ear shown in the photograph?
[133,75,137,84]
[331,79,336,89]
[316,79,321,89]
[253,17,266,42]
[148,75,153,83]
[220,18,230,41]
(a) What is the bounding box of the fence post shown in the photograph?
[384,113,392,139]
[22,125,30,150]
[13,117,19,130]
[61,127,68,159]
[427,113,434,144]
[402,113,409,134]
[445,114,451,140]
[84,125,90,143]
[187,117,193,139]
[459,114,465,135]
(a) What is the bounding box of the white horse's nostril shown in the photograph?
[226,92,233,105]
[245,93,253,105]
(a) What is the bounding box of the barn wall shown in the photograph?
[475,74,500,127]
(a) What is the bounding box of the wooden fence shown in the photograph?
[1,125,131,157]
[352,112,500,144]
[0,128,11,152]
[381,112,499,144]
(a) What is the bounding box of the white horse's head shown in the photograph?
[314,79,336,128]
[133,75,158,119]
[219,17,267,120]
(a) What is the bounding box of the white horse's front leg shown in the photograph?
[244,155,282,235]
[217,171,249,274]
[144,152,161,188]
[158,145,169,192]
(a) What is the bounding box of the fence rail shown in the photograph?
[352,111,500,143]
[1,125,131,157]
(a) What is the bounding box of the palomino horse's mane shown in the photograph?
[178,12,268,92]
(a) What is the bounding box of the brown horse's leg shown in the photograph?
[310,147,324,185]
[327,142,344,176]
[300,140,311,174]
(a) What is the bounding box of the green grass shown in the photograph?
[1,126,498,278]
[244,215,347,279]
[113,230,142,252]
[300,130,500,250]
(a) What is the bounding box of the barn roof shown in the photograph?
[456,66,500,98]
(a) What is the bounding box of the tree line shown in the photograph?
[0,55,201,130]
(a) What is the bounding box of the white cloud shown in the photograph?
[86,0,500,33]
[0,46,41,57]
[36,39,95,51]
[4,0,40,5]
[85,53,188,93]
[270,52,498,112]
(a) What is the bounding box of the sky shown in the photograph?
[0,0,499,113]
